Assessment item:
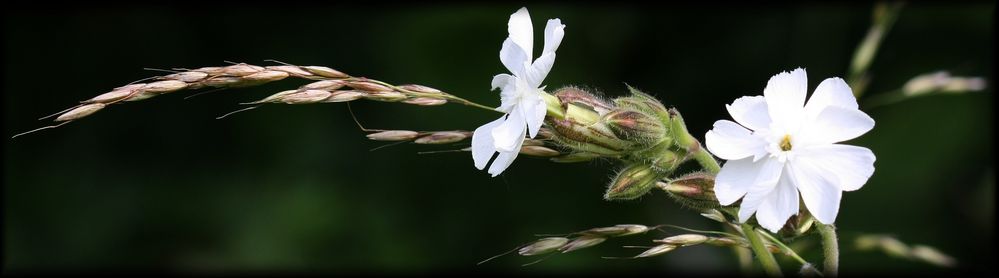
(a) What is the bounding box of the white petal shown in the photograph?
[725,95,771,131]
[491,109,527,152]
[491,73,514,91]
[542,18,565,54]
[500,38,529,76]
[488,128,527,177]
[799,106,875,145]
[715,157,780,205]
[754,170,800,233]
[804,77,858,120]
[472,117,504,170]
[764,68,808,130]
[520,95,547,138]
[705,120,767,161]
[787,155,842,224]
[507,7,533,60]
[797,144,875,191]
[524,52,555,88]
[730,158,784,223]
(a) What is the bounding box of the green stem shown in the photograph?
[742,223,783,277]
[817,223,839,277]
[692,147,721,174]
[758,228,822,276]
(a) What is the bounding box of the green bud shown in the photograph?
[552,86,614,115]
[518,237,570,256]
[605,164,658,201]
[659,172,720,209]
[604,109,667,142]
[668,108,701,152]
[615,85,669,119]
[565,103,600,125]
[558,236,607,253]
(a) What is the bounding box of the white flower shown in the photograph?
[472,7,565,177]
[705,68,876,233]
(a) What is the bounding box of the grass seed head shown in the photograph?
[366,130,419,141]
[518,237,570,256]
[56,103,106,121]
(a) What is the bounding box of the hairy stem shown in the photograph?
[817,223,839,277]
[691,146,721,174]
[742,223,783,277]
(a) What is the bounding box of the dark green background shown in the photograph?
[3,2,994,275]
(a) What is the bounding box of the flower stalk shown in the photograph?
[817,223,839,277]
[742,223,783,277]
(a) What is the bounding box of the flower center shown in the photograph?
[779,134,792,151]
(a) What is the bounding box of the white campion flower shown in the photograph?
[705,68,876,233]
[472,7,565,177]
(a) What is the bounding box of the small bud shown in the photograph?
[604,109,667,141]
[651,148,682,172]
[304,66,349,78]
[520,146,561,157]
[302,80,346,90]
[87,84,143,103]
[364,91,408,102]
[402,97,447,106]
[56,103,105,121]
[243,70,290,82]
[614,86,668,118]
[165,71,210,83]
[348,81,392,92]
[413,131,469,144]
[141,80,189,93]
[265,65,314,77]
[397,84,442,94]
[581,224,649,237]
[518,237,569,256]
[635,244,676,258]
[324,91,366,103]
[552,86,614,115]
[221,64,264,76]
[280,90,332,104]
[659,172,719,209]
[366,130,419,141]
[549,152,601,163]
[655,234,708,246]
[558,236,606,253]
[605,164,658,201]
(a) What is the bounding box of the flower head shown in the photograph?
[472,7,565,176]
[705,68,876,232]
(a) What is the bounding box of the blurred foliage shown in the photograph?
[3,2,993,275]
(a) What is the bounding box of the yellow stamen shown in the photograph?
[780,135,792,151]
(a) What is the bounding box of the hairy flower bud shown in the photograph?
[658,172,719,209]
[614,86,668,119]
[518,237,570,256]
[605,163,658,200]
[604,109,667,143]
[558,236,606,253]
[366,130,419,141]
[552,86,614,115]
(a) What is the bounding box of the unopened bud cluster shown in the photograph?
[541,86,709,201]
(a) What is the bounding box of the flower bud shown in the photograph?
[558,236,606,253]
[635,244,676,258]
[56,103,105,121]
[518,237,569,256]
[605,163,658,201]
[366,130,419,141]
[520,146,560,157]
[304,66,348,78]
[552,86,614,115]
[604,109,667,142]
[413,131,468,144]
[659,172,719,209]
[614,86,668,119]
[655,234,708,246]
